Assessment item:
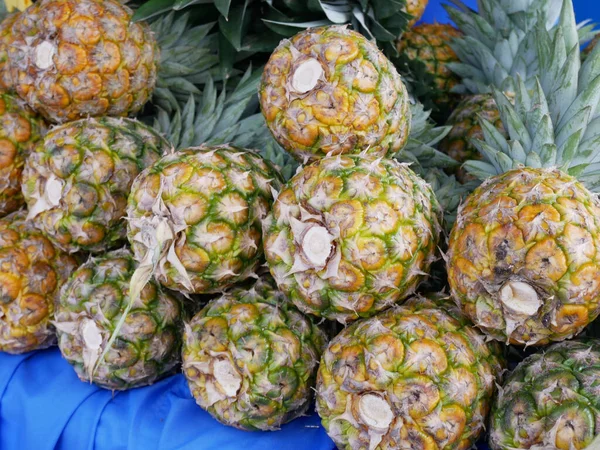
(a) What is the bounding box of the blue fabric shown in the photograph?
[0,348,334,450]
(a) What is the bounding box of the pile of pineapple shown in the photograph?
[2,0,600,448]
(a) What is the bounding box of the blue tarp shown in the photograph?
[0,348,334,450]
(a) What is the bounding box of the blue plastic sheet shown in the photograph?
[0,348,334,450]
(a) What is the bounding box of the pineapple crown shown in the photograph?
[134,0,410,57]
[147,65,298,180]
[151,12,222,112]
[445,0,596,95]
[464,0,600,192]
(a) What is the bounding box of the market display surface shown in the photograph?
[2,0,600,449]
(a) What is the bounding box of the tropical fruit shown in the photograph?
[127,145,283,295]
[406,0,429,27]
[439,1,565,176]
[0,12,20,91]
[490,339,600,450]
[0,91,46,217]
[449,168,600,345]
[316,294,505,450]
[0,210,78,354]
[263,154,441,323]
[447,3,600,345]
[439,94,507,183]
[22,117,169,254]
[397,23,462,108]
[259,25,410,163]
[5,0,159,123]
[182,275,327,430]
[54,248,183,390]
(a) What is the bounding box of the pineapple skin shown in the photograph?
[0,210,78,354]
[397,23,462,108]
[182,276,327,431]
[263,155,442,324]
[0,12,20,91]
[448,167,600,346]
[490,339,600,450]
[260,25,410,163]
[55,248,183,390]
[0,92,46,217]
[440,94,507,183]
[22,117,170,254]
[406,0,429,27]
[316,294,505,450]
[6,0,159,123]
[127,146,284,295]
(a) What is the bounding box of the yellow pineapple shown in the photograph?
[5,0,159,123]
[447,3,600,345]
[397,23,462,109]
[406,0,429,27]
[259,25,410,163]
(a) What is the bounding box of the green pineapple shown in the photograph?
[55,248,183,390]
[263,154,441,324]
[447,1,600,345]
[22,117,170,254]
[127,145,283,295]
[182,275,327,430]
[490,340,600,449]
[316,294,505,449]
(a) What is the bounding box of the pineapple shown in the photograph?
[54,248,183,390]
[21,117,169,254]
[262,154,441,324]
[0,210,78,354]
[490,339,600,450]
[0,91,46,217]
[439,94,507,183]
[182,275,327,431]
[447,2,600,345]
[259,25,410,163]
[4,0,159,123]
[440,0,572,174]
[0,11,19,91]
[127,145,283,295]
[397,24,462,109]
[406,0,429,27]
[316,294,505,450]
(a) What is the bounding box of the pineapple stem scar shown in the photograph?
[302,226,334,266]
[213,359,242,397]
[358,393,393,431]
[499,281,541,316]
[34,41,56,70]
[292,58,324,93]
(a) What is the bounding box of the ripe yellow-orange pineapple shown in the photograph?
[5,0,159,123]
